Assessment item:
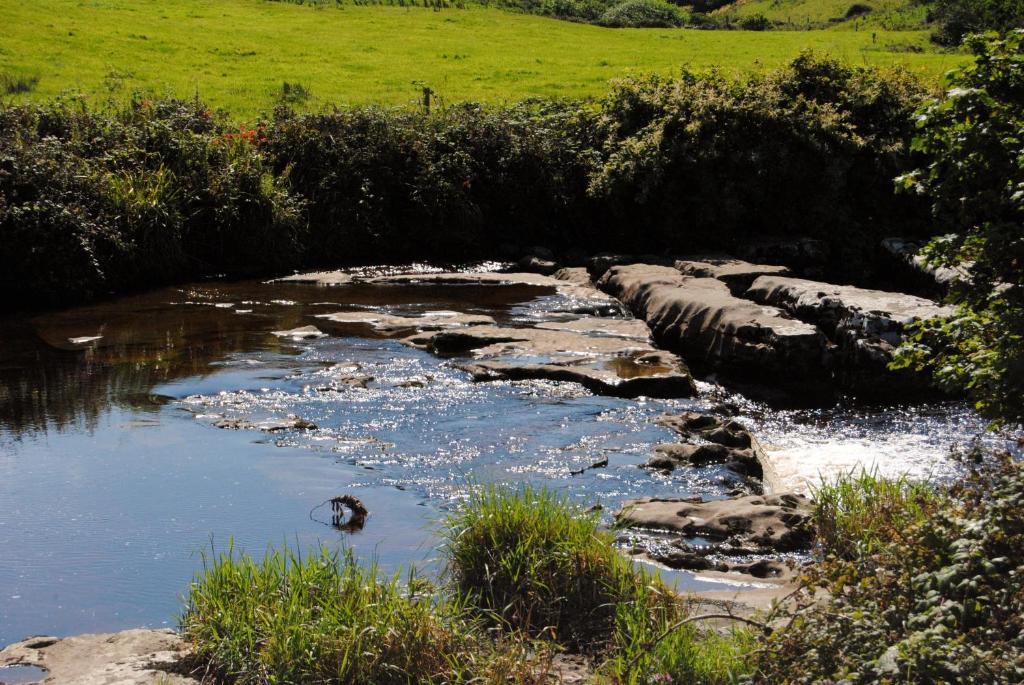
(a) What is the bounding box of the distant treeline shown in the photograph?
[0,54,931,311]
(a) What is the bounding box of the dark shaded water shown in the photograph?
[0,273,996,646]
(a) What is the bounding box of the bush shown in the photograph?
[930,0,1024,46]
[597,0,685,27]
[589,53,931,277]
[893,31,1024,424]
[755,457,1024,683]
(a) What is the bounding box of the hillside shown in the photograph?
[0,0,964,117]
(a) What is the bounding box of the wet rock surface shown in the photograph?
[617,493,813,552]
[597,264,828,386]
[0,630,198,684]
[315,310,496,335]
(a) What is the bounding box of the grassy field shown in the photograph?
[721,0,930,30]
[1,0,966,117]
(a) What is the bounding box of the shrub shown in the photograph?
[929,0,1024,46]
[893,31,1024,424]
[754,456,1024,683]
[589,52,931,279]
[597,0,685,27]
[738,14,771,29]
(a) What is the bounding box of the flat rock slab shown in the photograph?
[675,257,792,295]
[0,629,198,684]
[617,493,813,552]
[458,360,697,399]
[405,323,696,397]
[598,264,827,383]
[271,271,353,285]
[270,325,327,341]
[316,310,495,335]
[534,317,651,341]
[745,275,954,343]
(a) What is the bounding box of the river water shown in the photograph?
[0,271,999,646]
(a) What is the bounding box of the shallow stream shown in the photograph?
[0,271,999,645]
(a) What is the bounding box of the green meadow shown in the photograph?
[1,0,966,117]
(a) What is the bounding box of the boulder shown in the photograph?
[645,442,760,475]
[598,264,827,384]
[745,274,955,392]
[271,325,327,341]
[617,493,813,552]
[552,267,596,288]
[881,237,968,297]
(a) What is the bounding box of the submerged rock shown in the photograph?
[212,416,318,432]
[316,310,495,335]
[271,325,327,341]
[0,629,198,684]
[598,264,827,386]
[617,493,813,552]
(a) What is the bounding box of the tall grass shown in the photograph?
[441,485,756,682]
[181,542,538,684]
[812,467,945,559]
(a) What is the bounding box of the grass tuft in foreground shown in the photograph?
[181,542,543,684]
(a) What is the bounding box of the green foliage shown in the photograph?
[929,0,1024,46]
[754,456,1024,684]
[597,0,686,27]
[0,0,969,115]
[590,53,931,273]
[894,31,1024,424]
[0,98,305,308]
[181,542,545,684]
[442,485,637,649]
[441,485,756,682]
[812,468,946,559]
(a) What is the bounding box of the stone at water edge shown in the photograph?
[674,256,792,295]
[270,325,327,340]
[0,630,198,685]
[597,264,829,385]
[616,493,814,552]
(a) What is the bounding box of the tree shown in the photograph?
[894,31,1024,426]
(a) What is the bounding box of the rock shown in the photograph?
[517,255,559,275]
[646,442,760,475]
[316,310,495,335]
[404,321,696,398]
[67,335,103,345]
[213,416,317,432]
[552,267,596,288]
[674,257,792,296]
[270,325,327,341]
[881,237,968,296]
[0,629,199,684]
[617,493,813,552]
[598,264,828,386]
[745,274,955,392]
[458,359,697,399]
[534,317,651,341]
[271,271,353,285]
[655,412,753,449]
[586,253,675,281]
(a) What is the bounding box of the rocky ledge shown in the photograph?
[0,630,198,684]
